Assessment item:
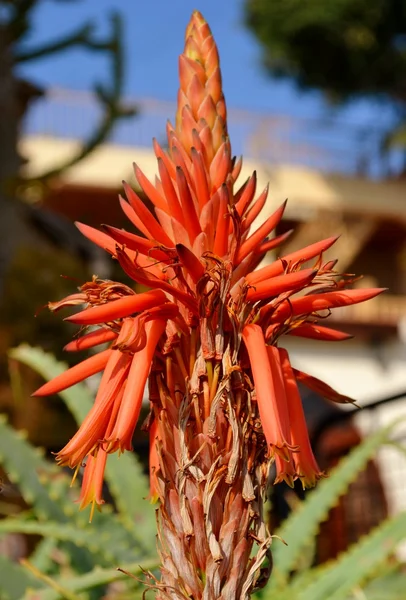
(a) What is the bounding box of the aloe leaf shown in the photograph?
[104,451,156,544]
[10,345,156,545]
[28,537,59,575]
[300,511,406,600]
[0,414,73,523]
[0,554,42,600]
[270,423,398,587]
[0,516,153,565]
[0,415,154,578]
[9,345,92,424]
[22,559,158,600]
[284,543,403,598]
[360,568,406,600]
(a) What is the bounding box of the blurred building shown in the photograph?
[20,88,406,558]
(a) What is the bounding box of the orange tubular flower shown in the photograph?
[79,448,107,521]
[278,348,324,489]
[242,325,294,460]
[34,10,384,596]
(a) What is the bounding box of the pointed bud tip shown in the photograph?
[192,9,205,19]
[64,314,79,323]
[31,385,49,398]
[326,234,341,247]
[187,10,207,32]
[370,287,388,296]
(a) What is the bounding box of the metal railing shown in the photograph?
[22,88,398,178]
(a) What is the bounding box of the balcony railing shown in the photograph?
[23,88,399,179]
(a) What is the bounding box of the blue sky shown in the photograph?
[18,0,384,122]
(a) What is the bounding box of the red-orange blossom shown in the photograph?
[34,10,383,596]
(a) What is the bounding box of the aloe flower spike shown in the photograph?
[35,10,384,598]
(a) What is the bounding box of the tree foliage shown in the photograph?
[244,0,406,104]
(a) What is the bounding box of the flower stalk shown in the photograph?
[34,11,384,599]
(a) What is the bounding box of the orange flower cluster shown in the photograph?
[34,11,383,523]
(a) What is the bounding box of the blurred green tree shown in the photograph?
[244,0,406,155]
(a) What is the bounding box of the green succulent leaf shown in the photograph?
[28,537,60,575]
[270,422,399,588]
[22,559,158,600]
[9,345,92,425]
[300,511,406,600]
[0,515,153,565]
[359,567,406,600]
[0,554,42,600]
[0,414,101,576]
[9,345,156,548]
[0,413,74,523]
[104,451,156,544]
